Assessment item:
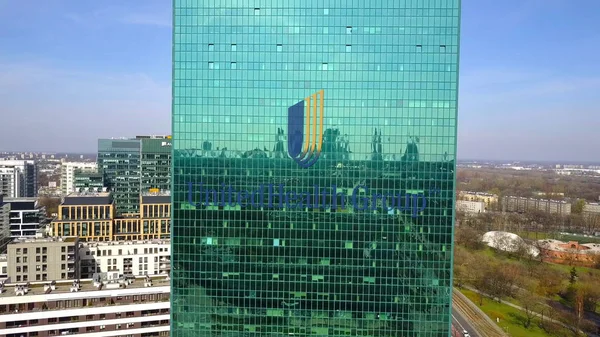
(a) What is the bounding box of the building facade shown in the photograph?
[457,191,498,209]
[73,170,105,192]
[60,161,98,195]
[98,139,142,215]
[0,160,38,198]
[172,1,460,337]
[6,236,79,282]
[139,136,172,193]
[0,275,170,337]
[52,192,170,242]
[52,192,115,241]
[79,239,171,278]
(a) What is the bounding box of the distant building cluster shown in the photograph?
[538,239,600,267]
[0,135,173,336]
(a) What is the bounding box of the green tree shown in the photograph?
[569,267,578,285]
[572,199,586,214]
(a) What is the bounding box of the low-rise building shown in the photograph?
[79,240,170,278]
[7,236,79,282]
[538,239,600,267]
[502,196,571,215]
[456,200,486,214]
[0,275,170,337]
[457,191,498,208]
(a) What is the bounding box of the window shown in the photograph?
[16,257,20,263]
[254,8,260,15]
[322,63,328,71]
[36,274,40,280]
[277,44,282,52]
[42,247,47,254]
[346,26,352,34]
[231,62,237,69]
[61,247,66,253]
[23,266,28,273]
[208,44,214,51]
[346,45,352,52]
[23,248,27,254]
[231,44,237,51]
[36,256,40,262]
[16,248,21,255]
[16,266,21,272]
[208,62,214,69]
[23,257,27,263]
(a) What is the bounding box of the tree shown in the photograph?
[37,196,61,217]
[519,292,541,328]
[572,199,586,214]
[569,267,578,285]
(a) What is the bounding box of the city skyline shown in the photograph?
[1,0,599,161]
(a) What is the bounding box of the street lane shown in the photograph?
[452,307,481,337]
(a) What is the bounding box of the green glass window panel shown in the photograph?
[172,1,460,336]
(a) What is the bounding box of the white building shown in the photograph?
[0,275,170,336]
[80,240,171,278]
[0,160,38,198]
[583,203,600,214]
[60,161,98,195]
[456,200,486,214]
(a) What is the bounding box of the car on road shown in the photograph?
[463,330,471,337]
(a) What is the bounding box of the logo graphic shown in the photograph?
[287,90,324,168]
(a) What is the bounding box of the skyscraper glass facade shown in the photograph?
[98,139,141,215]
[172,1,460,336]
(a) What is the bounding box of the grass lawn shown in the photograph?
[459,288,553,337]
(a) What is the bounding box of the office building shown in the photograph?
[172,1,460,336]
[73,170,105,192]
[114,192,171,241]
[52,191,170,242]
[60,161,98,195]
[139,136,172,192]
[52,191,115,241]
[6,236,79,282]
[98,139,142,215]
[0,275,170,337]
[5,198,48,238]
[98,136,172,215]
[79,239,171,278]
[0,160,38,198]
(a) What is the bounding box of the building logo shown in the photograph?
[287,90,324,168]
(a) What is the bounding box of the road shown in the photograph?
[452,307,481,337]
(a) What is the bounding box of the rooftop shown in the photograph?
[10,236,78,245]
[538,239,600,254]
[141,194,170,204]
[80,239,170,248]
[0,275,170,302]
[63,192,112,205]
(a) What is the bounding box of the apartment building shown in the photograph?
[60,161,98,195]
[0,275,170,337]
[6,236,79,282]
[502,196,571,215]
[79,240,170,279]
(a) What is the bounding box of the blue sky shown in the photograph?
[0,0,598,161]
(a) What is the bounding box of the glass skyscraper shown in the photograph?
[172,1,460,336]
